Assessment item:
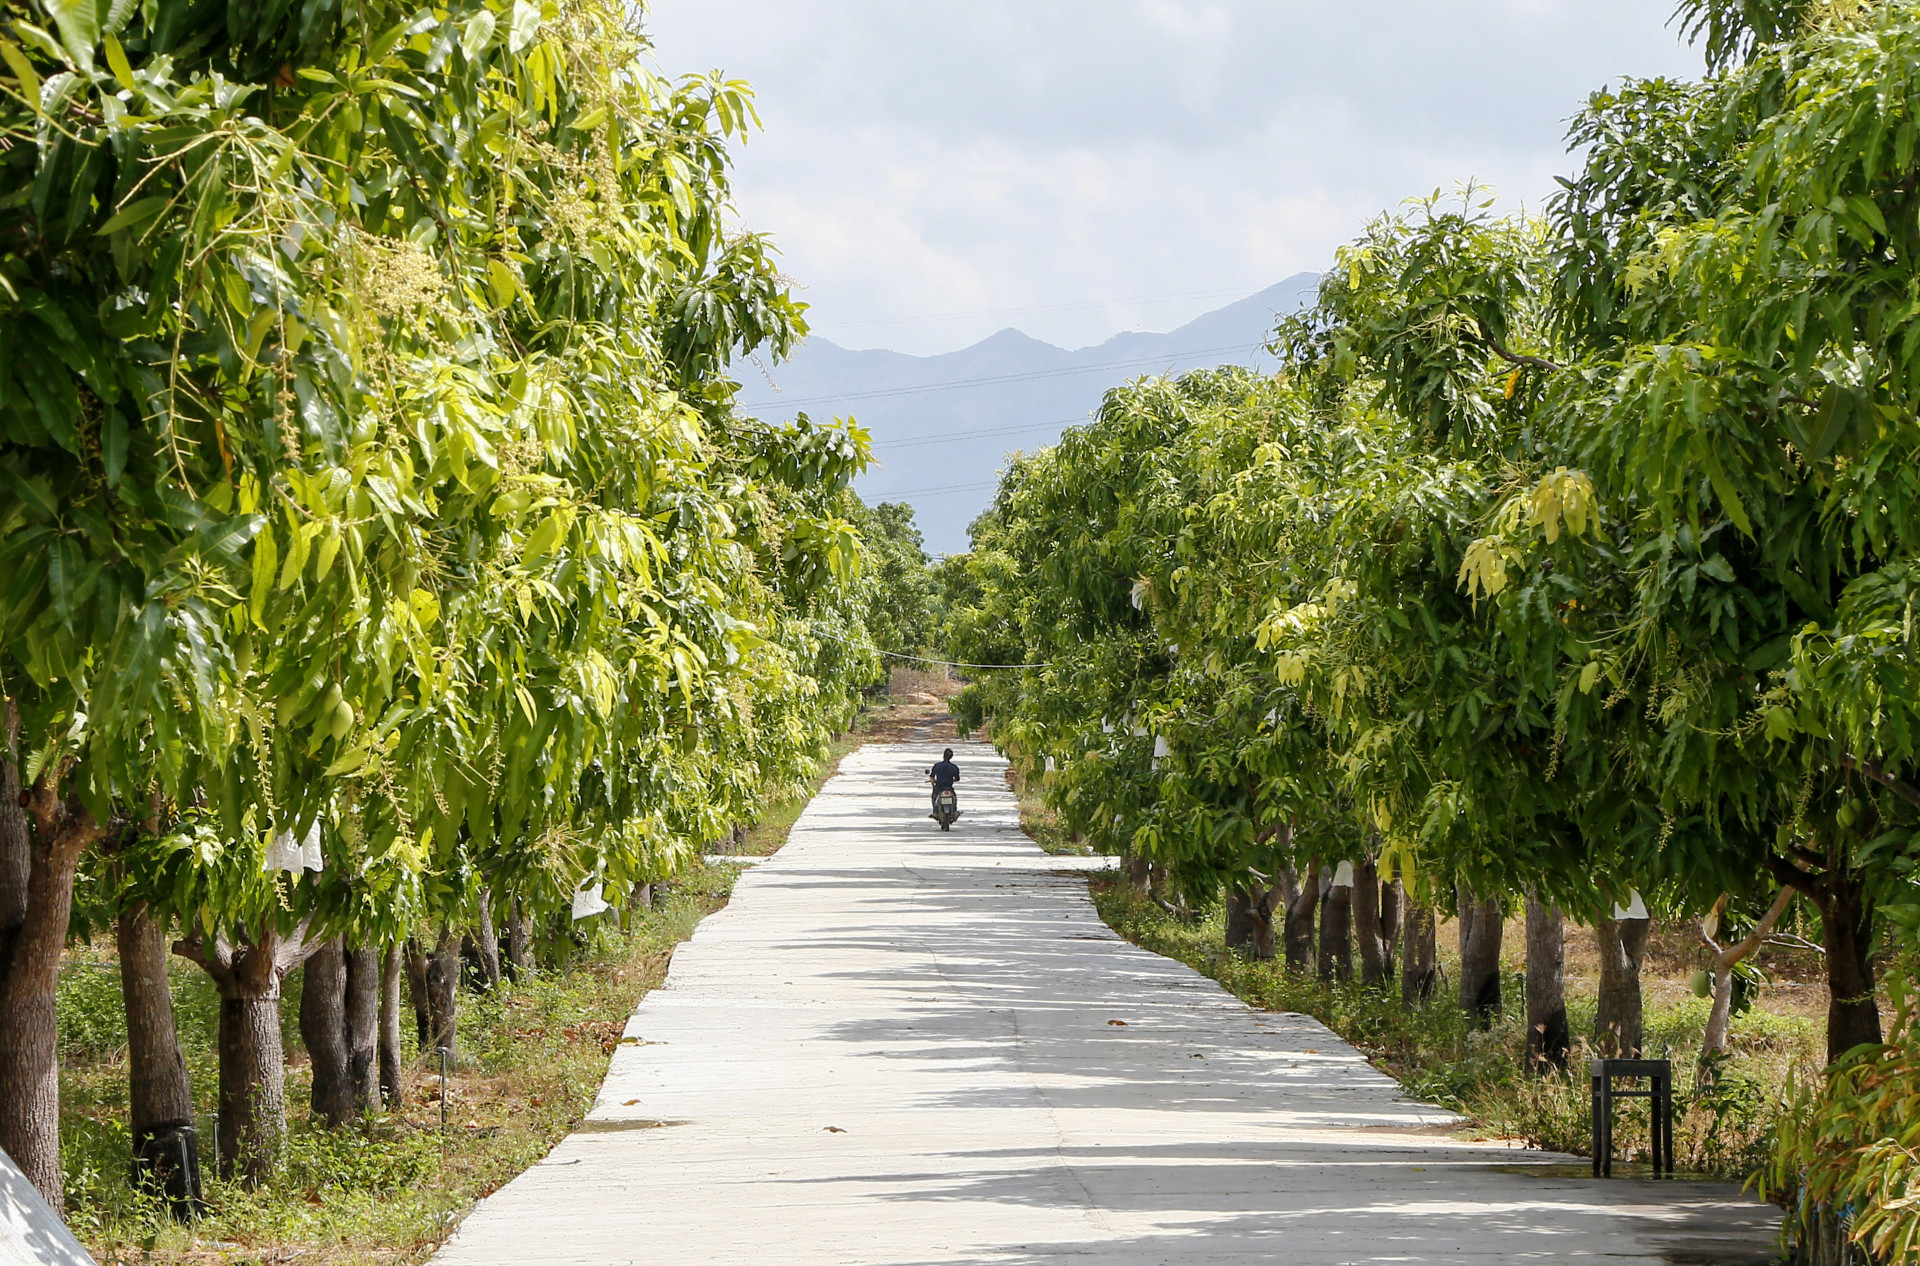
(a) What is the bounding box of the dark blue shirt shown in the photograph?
[930,760,961,790]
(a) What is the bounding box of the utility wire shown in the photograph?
[768,342,1268,408]
[873,416,1084,450]
[871,480,1002,498]
[813,285,1270,332]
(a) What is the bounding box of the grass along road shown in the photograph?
[57,735,862,1266]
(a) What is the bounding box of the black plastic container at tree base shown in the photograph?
[130,1120,203,1220]
[1590,1059,1674,1178]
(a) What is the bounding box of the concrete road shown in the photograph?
[433,742,1782,1265]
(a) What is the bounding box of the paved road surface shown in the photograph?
[433,742,1781,1265]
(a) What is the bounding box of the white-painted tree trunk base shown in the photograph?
[433,743,1779,1265]
[0,1145,94,1266]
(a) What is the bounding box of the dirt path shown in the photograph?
[431,742,1781,1265]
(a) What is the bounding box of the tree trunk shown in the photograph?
[425,925,460,1066]
[1354,858,1386,987]
[1524,895,1569,1070]
[1122,855,1150,893]
[175,916,324,1184]
[1594,916,1651,1058]
[301,937,355,1127]
[219,990,287,1183]
[1813,871,1881,1063]
[378,940,404,1108]
[1457,888,1504,1025]
[301,938,380,1125]
[1148,863,1172,904]
[1283,862,1319,972]
[119,902,194,1135]
[405,937,431,1049]
[474,888,502,990]
[1318,875,1352,983]
[119,899,198,1215]
[1402,901,1437,1006]
[1224,882,1279,960]
[1698,887,1796,1089]
[1379,879,1402,980]
[506,897,532,980]
[344,942,379,1113]
[0,765,105,1212]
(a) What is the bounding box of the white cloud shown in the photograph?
[647,1,1703,354]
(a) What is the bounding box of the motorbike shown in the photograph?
[930,781,959,831]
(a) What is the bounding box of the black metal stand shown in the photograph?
[1590,1058,1673,1177]
[131,1119,204,1220]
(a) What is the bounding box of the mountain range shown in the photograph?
[733,273,1321,555]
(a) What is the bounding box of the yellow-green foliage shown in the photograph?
[1763,1017,1920,1263]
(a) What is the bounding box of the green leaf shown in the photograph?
[0,463,58,517]
[1695,444,1752,535]
[486,258,519,310]
[250,526,277,626]
[95,194,168,236]
[0,40,43,115]
[42,0,99,69]
[101,409,126,485]
[323,744,370,777]
[1849,195,1887,239]
[408,587,439,629]
[313,526,340,582]
[102,29,132,91]
[47,536,77,617]
[507,0,541,53]
[460,9,495,60]
[521,510,568,565]
[1765,706,1794,743]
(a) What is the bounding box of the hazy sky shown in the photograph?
[643,2,1704,356]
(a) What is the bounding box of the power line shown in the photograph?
[868,480,1002,499]
[873,416,1084,450]
[767,342,1268,409]
[813,285,1271,332]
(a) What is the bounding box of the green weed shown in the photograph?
[1089,879,1818,1180]
[62,745,848,1266]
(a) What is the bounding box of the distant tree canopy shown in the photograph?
[855,500,941,662]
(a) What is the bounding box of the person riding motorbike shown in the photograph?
[928,748,961,821]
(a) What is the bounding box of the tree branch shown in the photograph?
[1710,886,1797,974]
[1765,852,1818,897]
[1843,754,1920,809]
[1789,843,1827,870]
[1763,932,1824,955]
[1475,318,1563,372]
[273,915,328,974]
[171,931,235,988]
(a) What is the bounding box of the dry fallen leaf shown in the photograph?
[825,1126,847,1133]
[1107,1019,1128,1027]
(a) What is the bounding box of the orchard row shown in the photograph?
[0,0,904,1219]
[942,4,1920,1257]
